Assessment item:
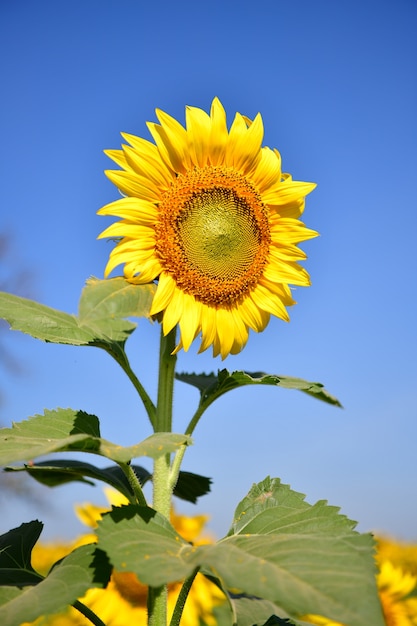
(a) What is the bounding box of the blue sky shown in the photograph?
[1,0,416,542]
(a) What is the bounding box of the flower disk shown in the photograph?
[98,98,318,358]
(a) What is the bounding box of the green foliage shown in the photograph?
[176,370,342,410]
[96,478,384,626]
[0,277,156,347]
[0,279,383,626]
[0,541,111,626]
[6,461,211,504]
[0,521,43,586]
[0,408,191,466]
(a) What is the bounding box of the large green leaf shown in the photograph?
[176,370,342,410]
[96,479,384,626]
[0,408,191,466]
[0,277,156,347]
[0,543,111,626]
[0,522,44,586]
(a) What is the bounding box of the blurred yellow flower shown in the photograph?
[98,97,317,358]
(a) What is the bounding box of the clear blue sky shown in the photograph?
[1,0,416,542]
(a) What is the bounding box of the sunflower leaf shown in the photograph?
[176,369,342,409]
[0,543,111,626]
[5,461,208,503]
[4,460,149,500]
[173,471,212,503]
[0,408,191,466]
[0,521,44,586]
[0,278,156,347]
[96,479,384,626]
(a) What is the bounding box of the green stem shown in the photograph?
[119,462,148,506]
[73,600,106,626]
[148,326,177,626]
[169,568,199,626]
[102,342,157,428]
[169,443,188,493]
[184,403,206,437]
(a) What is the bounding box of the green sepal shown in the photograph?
[176,369,342,410]
[0,408,191,466]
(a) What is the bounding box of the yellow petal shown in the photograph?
[98,222,155,241]
[262,180,316,205]
[105,170,161,202]
[251,283,290,321]
[208,97,228,166]
[162,288,184,335]
[226,112,263,173]
[122,144,173,188]
[150,272,177,315]
[97,197,158,224]
[198,306,218,354]
[179,293,201,351]
[263,259,311,286]
[238,297,269,332]
[104,149,130,170]
[186,105,211,168]
[215,308,236,359]
[249,147,281,193]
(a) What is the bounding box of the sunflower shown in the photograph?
[98,98,317,358]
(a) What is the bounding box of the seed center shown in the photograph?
[156,167,270,306]
[177,187,260,281]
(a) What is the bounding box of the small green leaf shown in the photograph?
[0,522,44,586]
[173,471,212,503]
[0,409,191,466]
[0,543,111,626]
[0,278,156,348]
[176,369,342,410]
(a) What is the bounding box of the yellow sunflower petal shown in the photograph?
[262,179,316,205]
[122,144,173,188]
[215,308,238,359]
[249,146,282,193]
[226,111,263,174]
[98,222,155,241]
[186,105,212,168]
[209,97,228,166]
[121,132,175,177]
[179,293,202,351]
[238,295,270,332]
[97,197,158,224]
[162,288,185,335]
[264,257,311,286]
[104,148,130,170]
[105,169,161,202]
[251,283,290,321]
[198,306,218,354]
[150,272,178,316]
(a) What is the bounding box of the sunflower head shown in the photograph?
[98,98,318,358]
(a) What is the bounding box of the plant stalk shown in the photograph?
[148,326,177,626]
